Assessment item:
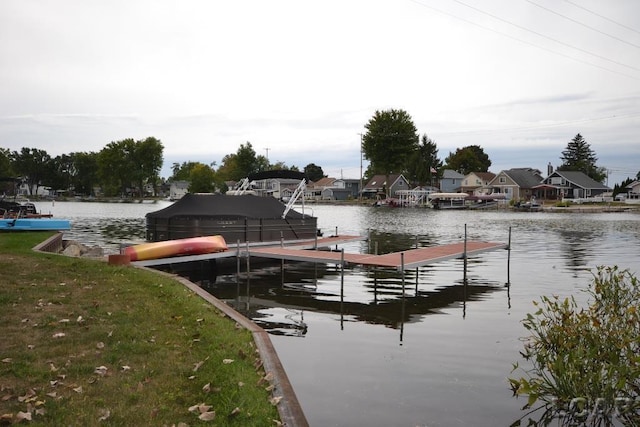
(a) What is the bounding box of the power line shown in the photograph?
[433,111,640,136]
[447,0,640,73]
[563,0,640,36]
[407,0,640,81]
[526,0,640,50]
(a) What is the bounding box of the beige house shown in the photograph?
[461,172,496,195]
[488,168,543,201]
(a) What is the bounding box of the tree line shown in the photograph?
[1,109,635,198]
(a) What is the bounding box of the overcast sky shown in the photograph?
[1,0,639,185]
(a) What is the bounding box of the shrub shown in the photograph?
[509,266,640,425]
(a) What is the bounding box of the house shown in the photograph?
[308,178,359,201]
[537,170,610,200]
[439,170,465,193]
[460,172,496,195]
[362,174,409,199]
[169,180,189,200]
[488,168,543,201]
[624,180,640,203]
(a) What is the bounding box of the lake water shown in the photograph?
[42,200,640,426]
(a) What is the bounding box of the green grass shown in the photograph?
[0,232,280,426]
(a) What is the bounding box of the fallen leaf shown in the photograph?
[73,386,83,394]
[52,332,66,338]
[16,411,32,421]
[58,318,70,323]
[94,366,108,376]
[1,358,11,363]
[0,414,13,423]
[98,409,110,421]
[46,392,57,398]
[265,384,275,392]
[49,363,58,372]
[270,396,282,406]
[27,345,35,350]
[76,315,84,323]
[121,365,131,372]
[272,420,283,426]
[229,407,241,417]
[202,383,211,393]
[222,359,234,365]
[238,382,244,387]
[96,342,105,349]
[198,411,216,421]
[193,360,204,372]
[35,407,46,416]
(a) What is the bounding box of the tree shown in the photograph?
[407,134,442,187]
[0,147,15,195]
[97,137,163,197]
[45,154,74,195]
[217,142,263,182]
[304,163,325,182]
[558,133,606,183]
[188,163,216,193]
[443,145,491,175]
[69,152,98,196]
[170,161,201,181]
[362,109,419,195]
[10,147,52,195]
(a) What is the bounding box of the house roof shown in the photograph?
[442,169,465,179]
[475,172,496,182]
[501,168,543,188]
[550,171,610,190]
[310,177,336,188]
[364,174,405,190]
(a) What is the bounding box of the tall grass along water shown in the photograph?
[43,201,640,426]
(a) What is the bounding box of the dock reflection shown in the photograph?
[190,260,504,339]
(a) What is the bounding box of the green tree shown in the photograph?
[45,154,73,195]
[171,161,201,181]
[558,133,606,183]
[0,147,16,195]
[10,147,52,195]
[131,136,164,197]
[69,152,98,196]
[97,137,163,197]
[407,134,442,187]
[188,163,216,193]
[218,142,263,182]
[304,163,325,182]
[443,145,491,175]
[362,109,419,196]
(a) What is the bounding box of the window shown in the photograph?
[499,177,506,183]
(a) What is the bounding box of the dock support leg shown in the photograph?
[340,249,345,330]
[506,226,512,286]
[245,241,251,309]
[236,240,241,303]
[400,253,405,345]
[463,224,468,285]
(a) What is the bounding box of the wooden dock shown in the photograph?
[131,234,508,272]
[249,240,507,271]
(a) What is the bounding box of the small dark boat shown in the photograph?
[145,193,318,243]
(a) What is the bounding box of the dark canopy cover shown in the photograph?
[146,193,308,220]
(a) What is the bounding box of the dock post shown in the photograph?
[340,248,345,330]
[245,241,251,309]
[463,224,468,285]
[507,226,512,286]
[400,252,405,345]
[236,240,241,301]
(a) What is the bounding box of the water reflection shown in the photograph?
[194,256,505,340]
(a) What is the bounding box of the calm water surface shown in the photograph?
[43,201,640,426]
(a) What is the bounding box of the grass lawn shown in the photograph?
[0,232,280,426]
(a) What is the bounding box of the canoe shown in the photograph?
[123,235,228,261]
[0,218,71,231]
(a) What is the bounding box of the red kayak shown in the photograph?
[124,235,228,261]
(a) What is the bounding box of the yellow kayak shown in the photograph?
[124,235,228,261]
